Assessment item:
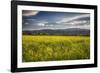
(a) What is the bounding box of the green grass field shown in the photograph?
[22,35,90,62]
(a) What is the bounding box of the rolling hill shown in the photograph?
[23,28,90,36]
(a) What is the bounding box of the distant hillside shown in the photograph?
[23,28,90,36]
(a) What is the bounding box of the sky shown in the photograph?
[22,10,90,31]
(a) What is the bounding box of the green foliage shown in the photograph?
[22,35,90,62]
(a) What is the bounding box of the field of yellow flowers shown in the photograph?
[22,35,90,62]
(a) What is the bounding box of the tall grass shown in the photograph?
[22,35,90,62]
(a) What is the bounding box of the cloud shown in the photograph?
[37,23,45,26]
[22,12,90,30]
[44,20,89,27]
[58,14,90,23]
[24,22,29,25]
[22,10,39,16]
[66,20,89,25]
[26,19,36,21]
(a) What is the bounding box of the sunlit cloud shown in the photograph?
[58,14,90,23]
[66,20,89,25]
[22,10,39,16]
[37,23,45,26]
[24,22,29,25]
